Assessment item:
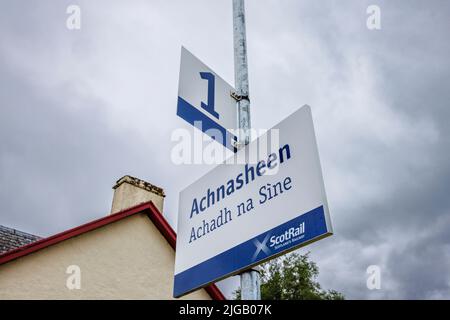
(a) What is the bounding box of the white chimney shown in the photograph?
[111,175,165,214]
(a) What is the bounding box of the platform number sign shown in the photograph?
[177,47,238,151]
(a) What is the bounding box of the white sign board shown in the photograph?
[177,47,237,151]
[174,105,333,297]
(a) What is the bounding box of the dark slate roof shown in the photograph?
[0,225,41,255]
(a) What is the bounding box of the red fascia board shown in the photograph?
[204,282,226,300]
[146,201,177,249]
[0,201,225,300]
[0,202,151,265]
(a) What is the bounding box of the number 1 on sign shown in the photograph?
[200,72,219,119]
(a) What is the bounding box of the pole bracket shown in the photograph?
[230,91,250,102]
[232,140,246,149]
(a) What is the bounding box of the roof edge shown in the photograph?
[0,201,225,300]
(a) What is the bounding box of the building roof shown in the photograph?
[0,225,41,255]
[0,202,225,300]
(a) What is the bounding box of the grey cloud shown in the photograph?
[1,0,450,299]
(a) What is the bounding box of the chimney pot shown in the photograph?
[110,175,165,214]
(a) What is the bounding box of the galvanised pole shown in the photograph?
[232,0,261,300]
[233,0,251,146]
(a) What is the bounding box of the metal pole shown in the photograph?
[233,0,251,147]
[233,0,261,300]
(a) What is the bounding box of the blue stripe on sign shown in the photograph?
[173,205,329,297]
[177,97,237,152]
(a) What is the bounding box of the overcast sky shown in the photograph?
[1,0,450,299]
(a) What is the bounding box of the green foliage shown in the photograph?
[234,252,344,300]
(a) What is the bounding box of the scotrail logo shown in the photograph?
[269,222,305,250]
[251,222,306,261]
[252,233,272,261]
